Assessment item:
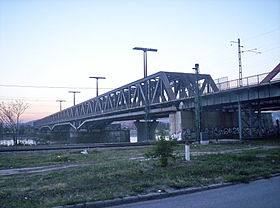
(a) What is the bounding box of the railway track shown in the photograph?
[0,142,152,153]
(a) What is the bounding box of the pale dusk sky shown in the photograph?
[0,0,279,122]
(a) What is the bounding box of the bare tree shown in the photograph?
[0,100,30,145]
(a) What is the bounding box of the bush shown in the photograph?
[146,135,178,167]
[44,133,52,141]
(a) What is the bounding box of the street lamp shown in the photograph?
[133,47,158,78]
[68,91,80,106]
[56,100,66,111]
[133,47,158,142]
[89,76,106,97]
[193,63,201,142]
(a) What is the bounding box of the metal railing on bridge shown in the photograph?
[213,72,280,92]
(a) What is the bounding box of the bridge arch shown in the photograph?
[39,126,52,132]
[52,122,76,131]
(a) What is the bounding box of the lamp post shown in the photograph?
[68,91,80,106]
[133,47,157,78]
[133,47,157,142]
[56,100,66,111]
[193,63,201,142]
[89,76,106,97]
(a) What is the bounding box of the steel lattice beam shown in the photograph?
[34,71,218,128]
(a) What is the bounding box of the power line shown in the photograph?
[243,27,280,42]
[0,97,55,102]
[0,84,113,90]
[262,46,280,53]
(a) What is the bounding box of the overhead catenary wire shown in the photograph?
[0,84,113,90]
[243,27,280,42]
[261,46,280,53]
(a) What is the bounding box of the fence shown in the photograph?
[214,72,280,92]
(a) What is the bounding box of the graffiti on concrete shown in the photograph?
[179,126,279,140]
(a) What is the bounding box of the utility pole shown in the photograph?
[68,91,80,106]
[89,76,106,97]
[231,38,261,87]
[193,63,201,141]
[56,100,66,111]
[231,38,243,86]
[133,47,157,142]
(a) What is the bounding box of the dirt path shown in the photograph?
[1,145,279,176]
[191,145,280,156]
[0,163,90,176]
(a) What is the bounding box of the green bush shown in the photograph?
[44,133,52,141]
[146,136,178,167]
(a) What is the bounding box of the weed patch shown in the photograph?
[0,144,279,207]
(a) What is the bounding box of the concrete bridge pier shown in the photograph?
[169,111,195,140]
[70,124,131,144]
[68,128,80,143]
[169,110,238,140]
[134,120,159,142]
[52,125,74,143]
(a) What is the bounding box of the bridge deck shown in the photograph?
[34,65,280,130]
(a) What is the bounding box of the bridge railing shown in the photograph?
[214,72,280,92]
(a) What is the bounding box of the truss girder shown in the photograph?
[34,71,218,127]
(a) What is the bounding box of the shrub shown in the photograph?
[146,135,178,167]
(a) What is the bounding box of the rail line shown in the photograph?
[0,142,152,153]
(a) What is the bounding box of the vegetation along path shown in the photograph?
[0,140,279,208]
[1,144,279,176]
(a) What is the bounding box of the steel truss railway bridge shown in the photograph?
[34,63,280,142]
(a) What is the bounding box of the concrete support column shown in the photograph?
[169,111,195,140]
[238,102,242,140]
[68,129,79,143]
[134,120,159,142]
[169,110,239,140]
[258,109,263,138]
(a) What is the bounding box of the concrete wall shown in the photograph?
[169,111,194,139]
[169,110,238,139]
[68,129,130,144]
[46,124,130,144]
[134,121,159,142]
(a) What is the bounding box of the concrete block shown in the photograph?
[73,203,86,208]
[140,192,162,200]
[103,198,122,206]
[85,201,104,208]
[122,196,139,203]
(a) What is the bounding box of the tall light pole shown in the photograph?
[133,47,157,78]
[68,91,80,106]
[56,100,66,111]
[133,47,157,142]
[231,38,261,86]
[193,63,201,142]
[89,76,106,97]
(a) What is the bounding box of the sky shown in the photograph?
[0,0,279,122]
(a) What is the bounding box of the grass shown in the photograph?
[0,147,151,169]
[0,141,279,207]
[1,139,279,169]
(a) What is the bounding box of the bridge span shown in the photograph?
[34,63,280,142]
